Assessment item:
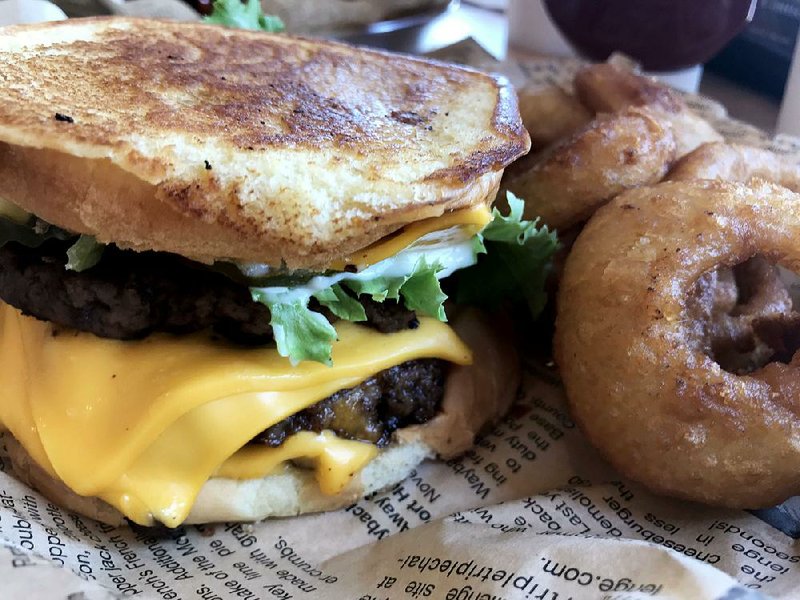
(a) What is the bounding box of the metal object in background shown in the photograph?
[97,0,199,19]
[334,0,459,36]
[50,0,108,17]
[55,0,492,57]
[84,0,463,54]
[335,0,462,53]
[56,0,200,19]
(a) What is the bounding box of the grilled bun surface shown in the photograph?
[0,17,528,268]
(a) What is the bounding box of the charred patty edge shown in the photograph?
[253,358,446,448]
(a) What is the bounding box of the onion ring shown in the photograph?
[668,142,800,192]
[502,107,676,231]
[555,179,800,508]
[574,63,723,157]
[516,85,592,151]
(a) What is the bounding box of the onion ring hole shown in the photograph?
[687,256,800,375]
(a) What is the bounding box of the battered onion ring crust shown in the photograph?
[574,63,723,157]
[555,179,800,509]
[667,142,800,192]
[502,107,676,231]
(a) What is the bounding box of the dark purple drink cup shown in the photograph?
[544,0,757,72]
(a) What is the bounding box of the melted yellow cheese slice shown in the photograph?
[215,431,378,493]
[0,303,471,526]
[331,205,492,270]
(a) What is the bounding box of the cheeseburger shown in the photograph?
[0,17,549,527]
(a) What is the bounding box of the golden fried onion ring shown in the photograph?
[668,142,800,192]
[555,179,800,508]
[516,85,592,151]
[574,63,723,157]
[502,107,676,231]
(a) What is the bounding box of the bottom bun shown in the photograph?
[5,309,519,526]
[186,441,433,524]
[5,434,432,526]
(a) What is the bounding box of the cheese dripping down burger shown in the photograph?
[0,17,553,527]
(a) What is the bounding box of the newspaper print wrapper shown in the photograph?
[1,36,799,600]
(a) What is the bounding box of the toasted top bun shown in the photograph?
[0,18,529,268]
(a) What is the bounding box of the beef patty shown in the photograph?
[0,239,418,341]
[255,359,445,447]
[0,239,442,446]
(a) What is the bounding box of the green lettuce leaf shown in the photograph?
[0,216,107,270]
[480,192,536,244]
[313,284,367,321]
[397,260,447,321]
[343,259,449,319]
[456,192,557,318]
[252,290,337,366]
[204,0,285,32]
[345,276,405,302]
[251,258,452,365]
[66,235,105,272]
[0,217,71,249]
